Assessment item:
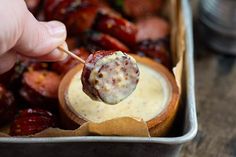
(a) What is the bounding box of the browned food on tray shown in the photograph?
[94,13,137,46]
[136,39,171,68]
[0,84,16,126]
[134,16,171,68]
[109,0,163,18]
[82,50,139,104]
[87,31,129,52]
[44,0,99,35]
[20,70,61,109]
[0,0,175,137]
[52,48,90,75]
[0,58,49,87]
[10,108,56,136]
[136,16,170,42]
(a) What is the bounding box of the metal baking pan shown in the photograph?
[0,0,197,156]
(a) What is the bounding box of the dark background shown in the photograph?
[180,1,236,156]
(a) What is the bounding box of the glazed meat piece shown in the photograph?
[135,16,171,68]
[136,16,170,42]
[0,84,16,126]
[82,50,139,104]
[87,31,129,52]
[10,108,56,136]
[20,70,61,109]
[94,13,137,46]
[44,0,99,35]
[110,0,163,19]
[0,59,49,87]
[136,39,171,68]
[52,48,89,75]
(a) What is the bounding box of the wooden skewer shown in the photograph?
[58,46,85,64]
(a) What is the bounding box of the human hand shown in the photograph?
[0,0,68,74]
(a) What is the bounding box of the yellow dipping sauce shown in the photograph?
[66,63,171,122]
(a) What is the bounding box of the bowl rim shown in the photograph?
[58,55,180,133]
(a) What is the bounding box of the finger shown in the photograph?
[0,51,17,74]
[36,42,69,61]
[0,0,26,55]
[14,12,67,59]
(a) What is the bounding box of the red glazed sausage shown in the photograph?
[136,16,170,42]
[0,58,49,87]
[44,0,99,35]
[88,32,129,52]
[136,39,171,68]
[82,50,139,104]
[94,13,137,46]
[123,0,163,18]
[10,108,56,136]
[20,70,61,109]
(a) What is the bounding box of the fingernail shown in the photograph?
[46,21,66,38]
[51,49,68,61]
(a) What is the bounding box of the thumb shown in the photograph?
[14,12,67,60]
